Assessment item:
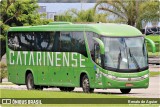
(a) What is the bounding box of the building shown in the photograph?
[37,2,95,21]
[38,6,56,20]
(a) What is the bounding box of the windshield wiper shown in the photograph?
[117,47,122,69]
[142,39,146,56]
[124,39,129,69]
[129,48,140,71]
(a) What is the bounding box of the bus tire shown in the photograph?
[59,87,74,92]
[82,74,94,93]
[120,88,131,94]
[26,73,35,90]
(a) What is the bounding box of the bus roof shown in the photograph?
[8,22,142,37]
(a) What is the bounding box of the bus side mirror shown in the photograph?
[93,37,105,68]
[145,37,156,53]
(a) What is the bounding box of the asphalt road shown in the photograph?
[1,75,160,98]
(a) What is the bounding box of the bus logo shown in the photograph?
[128,78,131,81]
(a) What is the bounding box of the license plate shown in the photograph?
[126,83,133,87]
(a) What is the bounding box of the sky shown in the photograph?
[38,0,97,3]
[38,3,159,28]
[38,3,96,14]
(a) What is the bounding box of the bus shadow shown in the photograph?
[95,92,140,95]
[45,88,140,95]
[73,91,140,95]
[73,91,121,94]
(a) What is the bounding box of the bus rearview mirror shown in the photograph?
[145,37,156,53]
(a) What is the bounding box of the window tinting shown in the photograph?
[59,32,72,52]
[86,32,99,61]
[8,32,55,51]
[8,31,87,57]
[36,32,54,51]
[59,32,87,57]
[72,32,87,57]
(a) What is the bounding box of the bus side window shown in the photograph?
[86,32,99,61]
[8,31,56,52]
[35,32,50,51]
[72,32,87,57]
[8,32,21,50]
[47,32,54,51]
[53,31,60,52]
[23,32,35,51]
[59,32,72,52]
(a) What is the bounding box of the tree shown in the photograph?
[94,0,159,29]
[0,62,7,83]
[0,0,51,60]
[57,8,107,23]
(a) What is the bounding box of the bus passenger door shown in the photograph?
[94,44,103,85]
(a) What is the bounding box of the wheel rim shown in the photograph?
[83,79,89,92]
[28,76,33,89]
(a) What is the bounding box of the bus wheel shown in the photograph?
[26,73,35,90]
[120,89,131,94]
[82,75,94,93]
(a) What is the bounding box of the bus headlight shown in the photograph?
[103,73,116,80]
[141,74,149,79]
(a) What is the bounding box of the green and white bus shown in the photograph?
[6,22,156,94]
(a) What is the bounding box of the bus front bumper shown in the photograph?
[102,74,149,89]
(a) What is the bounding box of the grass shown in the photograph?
[146,35,160,57]
[1,89,159,107]
[0,89,130,98]
[146,35,160,42]
[150,72,160,77]
[0,89,130,106]
[0,82,15,85]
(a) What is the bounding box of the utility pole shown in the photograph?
[136,0,139,17]
[135,0,139,27]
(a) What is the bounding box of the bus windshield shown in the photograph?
[101,36,148,71]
